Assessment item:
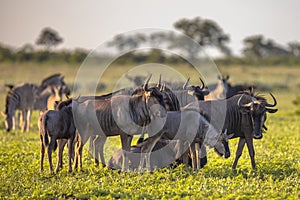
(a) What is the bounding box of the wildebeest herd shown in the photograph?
[2,73,278,173]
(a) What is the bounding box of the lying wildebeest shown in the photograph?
[107,139,181,170]
[39,98,76,173]
[72,75,167,171]
[198,92,278,169]
[137,103,227,171]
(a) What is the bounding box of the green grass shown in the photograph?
[0,62,299,199]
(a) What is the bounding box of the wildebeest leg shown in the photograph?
[89,135,96,160]
[48,138,56,173]
[200,145,207,168]
[55,139,67,173]
[189,142,196,170]
[25,109,31,132]
[120,133,133,171]
[245,137,256,169]
[139,132,164,171]
[232,138,246,169]
[20,110,26,132]
[195,142,201,170]
[40,135,45,172]
[74,135,83,170]
[67,135,75,173]
[93,136,107,166]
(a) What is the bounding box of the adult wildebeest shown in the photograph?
[137,103,226,171]
[39,98,76,173]
[2,74,70,132]
[198,92,278,169]
[72,75,167,171]
[3,83,38,132]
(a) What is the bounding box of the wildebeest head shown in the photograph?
[217,75,230,96]
[142,75,167,119]
[40,74,70,96]
[238,93,278,139]
[1,112,13,132]
[183,77,210,100]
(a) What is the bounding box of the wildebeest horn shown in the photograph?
[157,74,162,87]
[263,124,268,131]
[199,78,205,90]
[265,93,277,107]
[160,82,166,92]
[183,77,190,89]
[143,74,152,91]
[237,94,252,108]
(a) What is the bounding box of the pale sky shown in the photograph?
[1,0,300,56]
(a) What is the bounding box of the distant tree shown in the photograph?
[36,27,63,50]
[0,44,13,62]
[107,33,146,52]
[173,17,231,59]
[15,43,35,61]
[288,42,300,57]
[243,35,290,57]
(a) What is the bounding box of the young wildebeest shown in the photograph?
[205,75,229,100]
[138,104,226,171]
[39,98,76,173]
[198,92,278,169]
[72,75,167,171]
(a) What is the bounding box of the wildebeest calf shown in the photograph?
[39,99,76,173]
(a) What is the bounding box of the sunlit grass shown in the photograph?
[0,63,299,199]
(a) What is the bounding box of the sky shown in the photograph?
[1,0,300,56]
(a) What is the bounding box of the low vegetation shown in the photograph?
[0,63,299,199]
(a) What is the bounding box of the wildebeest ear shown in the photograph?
[266,108,278,113]
[202,90,210,96]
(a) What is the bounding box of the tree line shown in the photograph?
[1,17,300,66]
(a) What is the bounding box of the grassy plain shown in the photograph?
[0,62,299,199]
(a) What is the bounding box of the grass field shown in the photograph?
[0,62,299,199]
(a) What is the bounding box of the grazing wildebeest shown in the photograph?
[2,83,38,132]
[198,92,278,169]
[138,103,226,171]
[205,75,229,100]
[2,74,70,132]
[39,98,76,173]
[72,75,167,171]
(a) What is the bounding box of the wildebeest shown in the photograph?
[107,139,181,171]
[205,75,229,100]
[72,75,167,171]
[2,74,70,132]
[2,83,38,132]
[137,103,226,171]
[39,98,76,173]
[198,92,278,169]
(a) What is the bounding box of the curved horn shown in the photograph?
[265,93,277,107]
[157,74,162,87]
[143,74,152,91]
[199,77,205,90]
[183,77,190,89]
[160,82,166,92]
[237,94,252,108]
